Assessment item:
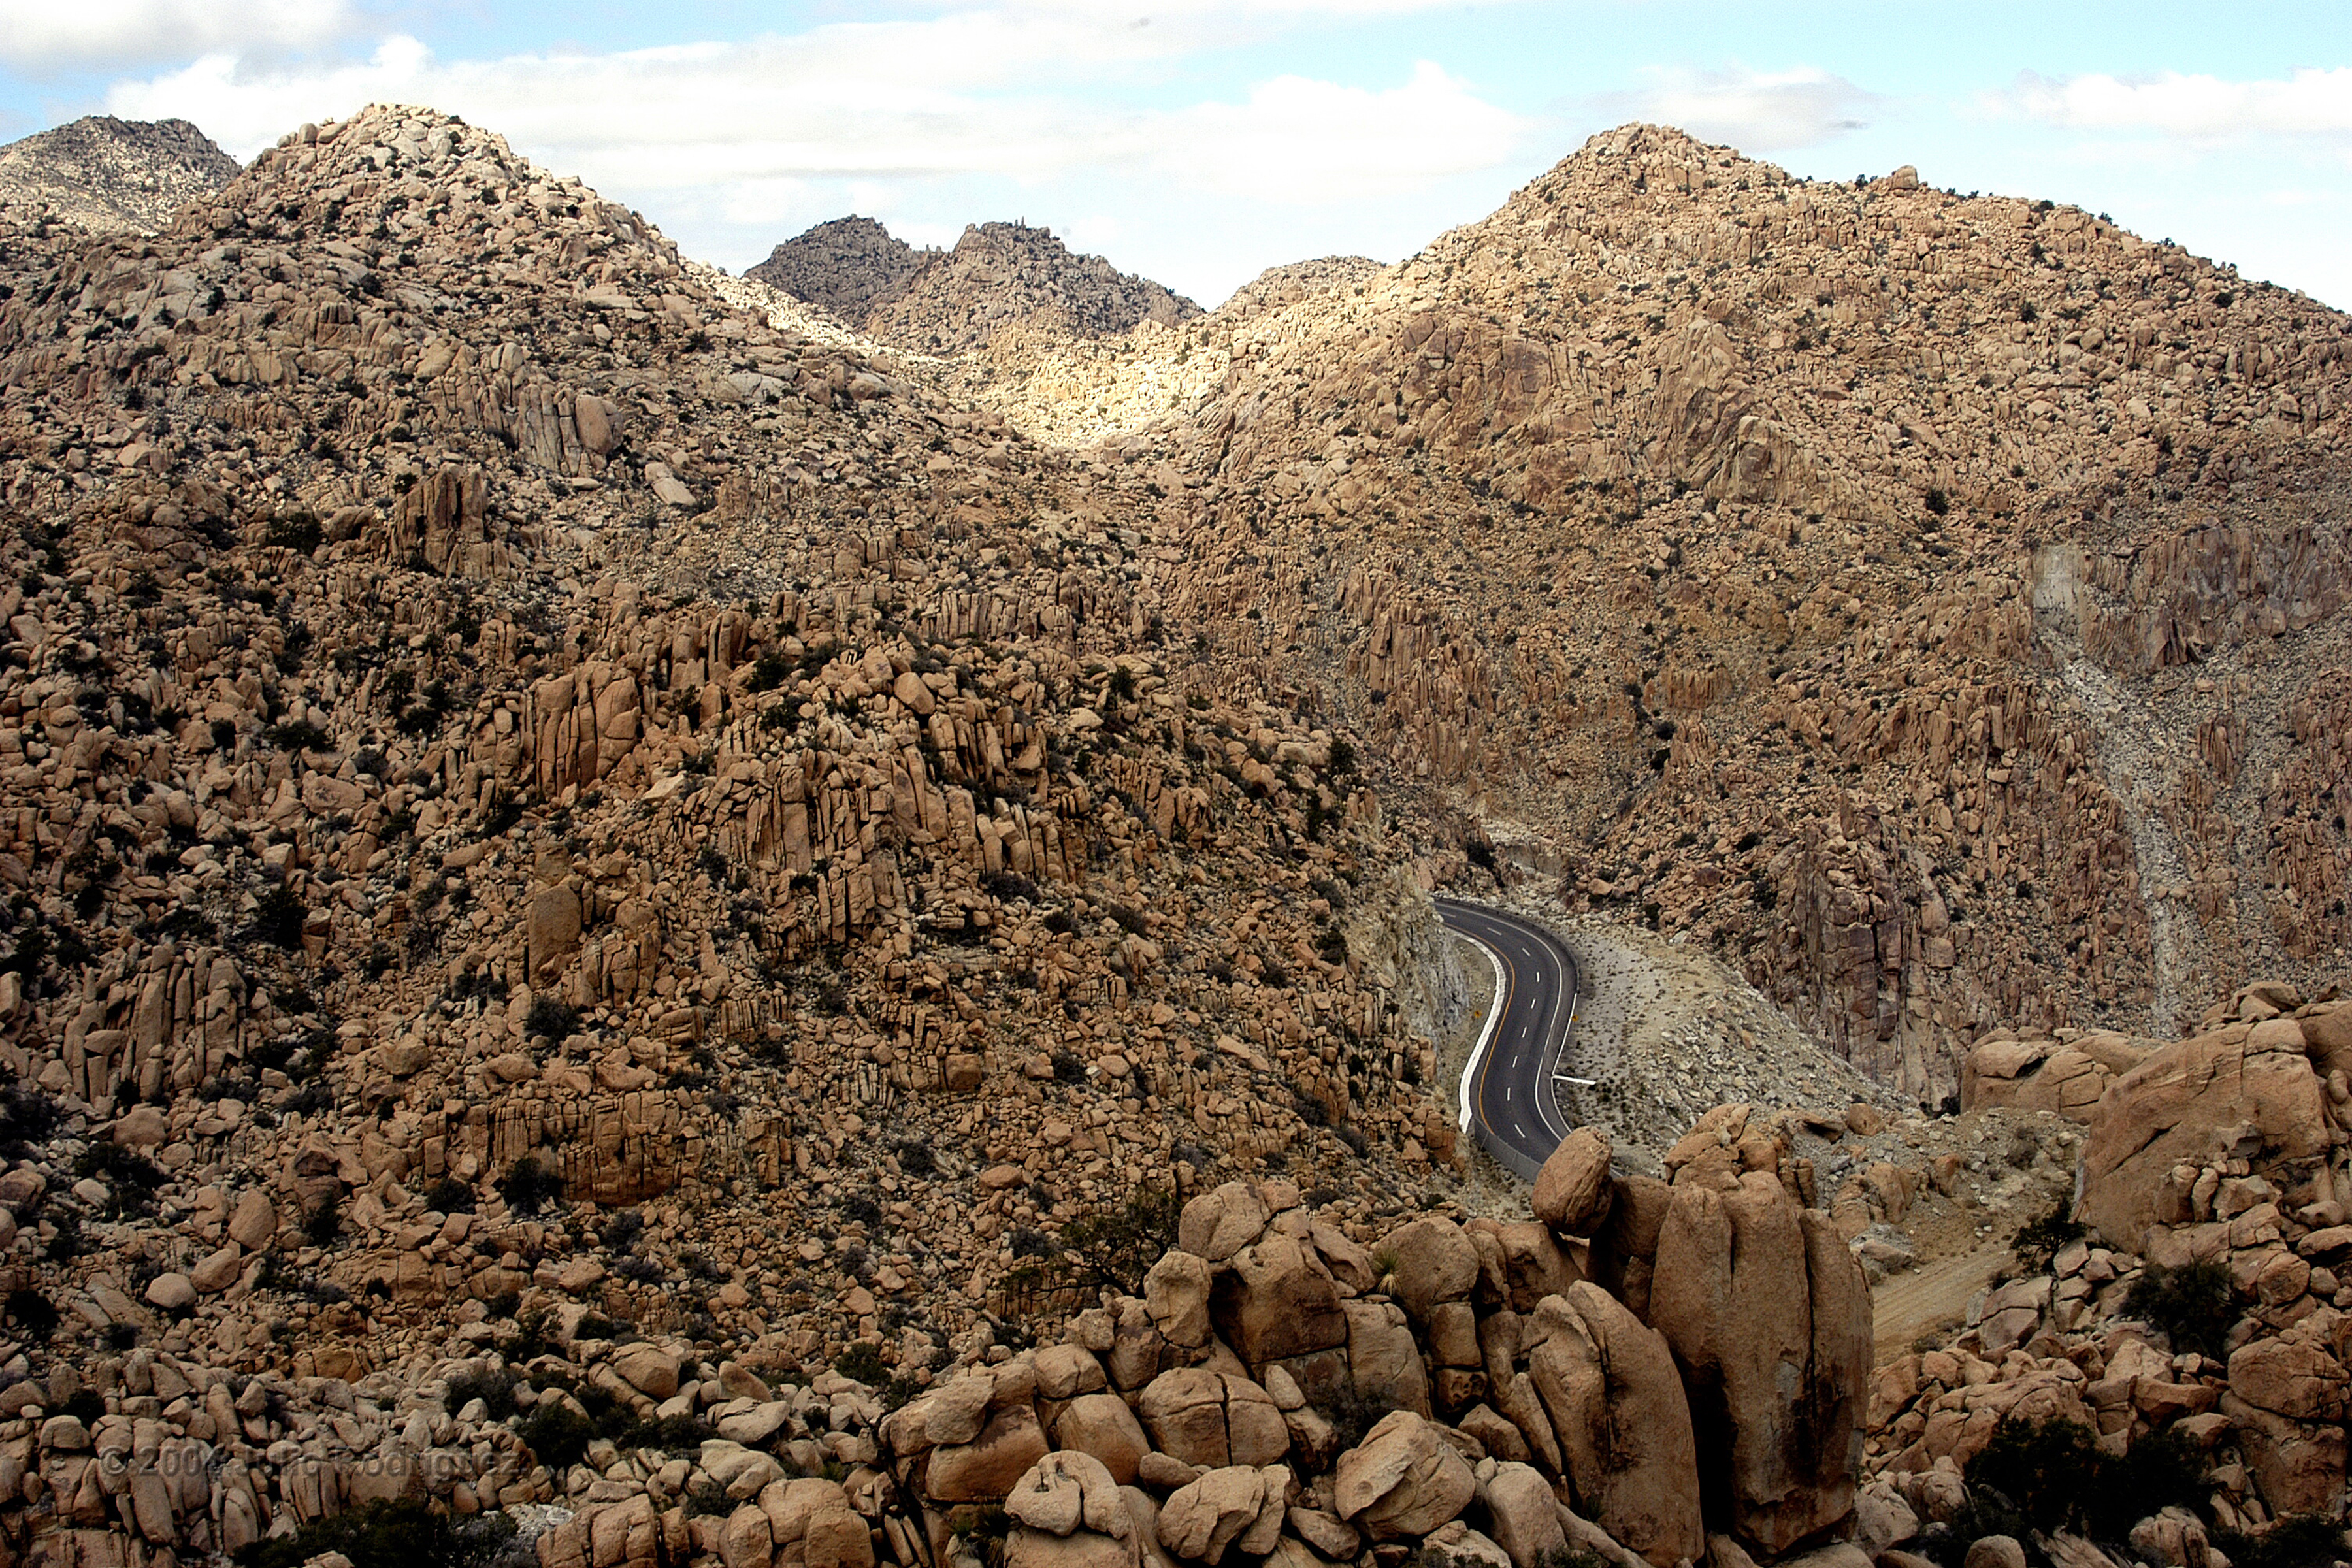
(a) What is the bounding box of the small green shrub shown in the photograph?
[236,1498,515,1568]
[945,1505,1011,1568]
[0,1085,61,1157]
[518,1399,595,1470]
[253,885,308,949]
[4,1288,58,1339]
[303,1193,344,1246]
[1917,1490,2031,1568]
[444,1365,521,1419]
[1315,1377,1402,1455]
[834,1342,889,1386]
[496,1157,564,1215]
[525,996,578,1041]
[1965,1413,2099,1531]
[265,514,323,555]
[2010,1200,2084,1272]
[2125,1258,2238,1358]
[1054,1183,1180,1298]
[1961,1413,2209,1541]
[423,1177,475,1215]
[269,719,329,752]
[2215,1516,2351,1568]
[74,1142,165,1217]
[2087,1425,2208,1537]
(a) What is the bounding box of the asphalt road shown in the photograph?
[1435,898,1580,1181]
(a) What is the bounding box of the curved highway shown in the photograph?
[1436,899,1581,1181]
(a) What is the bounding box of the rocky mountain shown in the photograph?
[0,116,238,233]
[749,215,1200,354]
[742,217,933,329]
[0,102,1496,1565]
[0,100,2345,1568]
[1109,123,2352,1109]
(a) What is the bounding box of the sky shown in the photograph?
[2,2,2349,311]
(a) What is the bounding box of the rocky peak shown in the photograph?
[0,114,239,233]
[747,212,1201,355]
[742,214,933,326]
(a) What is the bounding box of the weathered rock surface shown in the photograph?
[0,116,238,233]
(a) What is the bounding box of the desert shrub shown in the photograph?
[945,1505,1011,1568]
[237,1498,516,1568]
[833,1342,889,1386]
[2215,1516,2351,1568]
[1054,1183,1180,1298]
[423,1178,476,1215]
[2125,1258,2238,1358]
[981,870,1037,904]
[0,1085,59,1158]
[75,1143,165,1217]
[497,1157,564,1215]
[897,1139,936,1177]
[745,650,791,692]
[269,719,329,752]
[2009,1200,2084,1272]
[4,1288,57,1339]
[600,1209,645,1252]
[2085,1425,2208,1537]
[525,995,578,1041]
[253,885,308,949]
[1316,1377,1403,1455]
[264,514,323,555]
[444,1365,521,1420]
[1916,1489,2031,1568]
[517,1401,595,1470]
[303,1193,344,1245]
[1962,1414,2101,1534]
[1051,1049,1086,1084]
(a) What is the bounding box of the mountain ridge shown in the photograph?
[0,114,240,233]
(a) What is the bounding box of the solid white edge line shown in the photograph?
[1456,930,1509,1135]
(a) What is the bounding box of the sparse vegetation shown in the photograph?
[2125,1258,2238,1359]
[496,1156,565,1215]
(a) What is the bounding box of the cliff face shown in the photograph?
[1074,123,2352,1103]
[0,116,239,233]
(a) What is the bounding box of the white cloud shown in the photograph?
[1996,67,2352,143]
[103,28,1529,206]
[0,0,357,72]
[1598,63,1887,153]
